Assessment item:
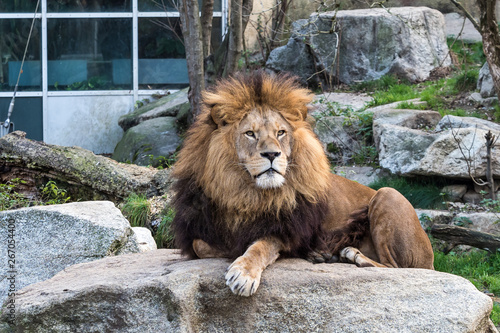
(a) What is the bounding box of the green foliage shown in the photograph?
[352,146,378,166]
[396,101,428,110]
[351,74,400,92]
[155,207,175,248]
[365,82,419,108]
[493,105,500,122]
[314,99,377,166]
[451,70,479,93]
[0,178,31,211]
[121,193,150,227]
[369,176,446,209]
[40,181,70,205]
[434,251,500,294]
[492,303,500,327]
[434,250,500,326]
[447,38,486,67]
[0,179,71,211]
[147,153,178,169]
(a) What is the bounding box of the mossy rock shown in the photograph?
[113,117,181,167]
[118,88,189,131]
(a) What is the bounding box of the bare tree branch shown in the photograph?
[449,0,480,31]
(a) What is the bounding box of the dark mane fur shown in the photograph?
[172,177,329,259]
[323,207,370,254]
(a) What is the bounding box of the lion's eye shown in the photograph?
[277,130,286,137]
[245,131,255,138]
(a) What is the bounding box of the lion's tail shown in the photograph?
[323,206,370,254]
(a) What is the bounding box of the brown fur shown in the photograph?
[171,71,434,297]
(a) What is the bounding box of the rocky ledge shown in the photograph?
[1,250,496,332]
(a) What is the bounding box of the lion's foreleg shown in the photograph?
[225,237,285,297]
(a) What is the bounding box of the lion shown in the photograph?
[171,71,434,297]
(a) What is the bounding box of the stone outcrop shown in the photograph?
[267,7,451,86]
[416,209,500,236]
[1,250,495,332]
[113,89,187,167]
[118,88,189,131]
[478,62,497,98]
[0,131,171,201]
[0,201,156,306]
[374,109,500,178]
[112,117,181,167]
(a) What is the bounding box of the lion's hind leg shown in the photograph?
[340,246,388,268]
[367,187,434,269]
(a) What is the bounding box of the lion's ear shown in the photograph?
[209,105,227,126]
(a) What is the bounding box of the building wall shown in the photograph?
[44,95,134,154]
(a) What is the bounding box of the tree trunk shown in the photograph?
[179,0,205,119]
[431,224,500,253]
[225,0,243,76]
[485,130,496,200]
[201,0,214,58]
[0,131,171,202]
[477,0,500,99]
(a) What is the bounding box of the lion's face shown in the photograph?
[236,109,293,189]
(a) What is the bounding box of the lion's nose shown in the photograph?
[261,151,281,162]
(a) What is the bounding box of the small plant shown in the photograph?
[121,193,151,227]
[451,70,479,93]
[0,178,31,211]
[155,207,175,248]
[40,181,70,205]
[147,153,178,169]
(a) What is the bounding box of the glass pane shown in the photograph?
[0,0,40,13]
[138,17,188,89]
[47,0,131,12]
[139,0,221,12]
[0,97,43,141]
[0,19,42,92]
[47,19,132,90]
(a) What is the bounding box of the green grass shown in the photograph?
[450,69,479,93]
[155,207,175,248]
[121,193,151,227]
[434,250,500,326]
[352,74,401,92]
[369,176,446,209]
[447,37,486,67]
[365,81,419,108]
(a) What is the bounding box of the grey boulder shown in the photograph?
[0,201,153,306]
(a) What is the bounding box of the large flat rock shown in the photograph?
[1,250,495,332]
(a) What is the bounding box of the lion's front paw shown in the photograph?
[225,256,262,297]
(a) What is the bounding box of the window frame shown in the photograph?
[0,0,227,98]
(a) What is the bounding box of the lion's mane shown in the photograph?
[171,71,334,259]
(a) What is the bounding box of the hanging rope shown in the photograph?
[2,0,41,131]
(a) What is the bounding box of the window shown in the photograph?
[47,0,131,12]
[0,1,40,13]
[47,18,132,90]
[0,0,226,143]
[0,19,42,92]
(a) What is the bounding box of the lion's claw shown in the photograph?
[225,257,261,297]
